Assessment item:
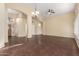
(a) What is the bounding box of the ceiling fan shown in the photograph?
[48,9,55,15]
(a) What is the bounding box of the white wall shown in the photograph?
[74,14,79,48]
[0,4,8,48]
[32,19,42,35]
[74,4,79,48]
[36,23,42,35]
[32,23,36,35]
[16,17,26,37]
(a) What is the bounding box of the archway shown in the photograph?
[5,3,33,46]
[7,8,28,45]
[6,3,43,39]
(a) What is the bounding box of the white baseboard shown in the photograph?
[43,34,74,38]
[75,35,79,48]
[17,35,26,37]
[0,43,5,48]
[27,35,32,38]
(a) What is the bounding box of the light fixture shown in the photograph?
[16,18,20,23]
[32,4,39,17]
[38,23,41,26]
[16,13,23,23]
[32,11,39,16]
[48,9,55,15]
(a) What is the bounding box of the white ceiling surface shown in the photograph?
[8,3,76,16]
[26,3,76,16]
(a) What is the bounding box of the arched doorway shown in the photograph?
[7,8,28,45]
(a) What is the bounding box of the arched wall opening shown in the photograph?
[0,3,43,48]
[8,8,27,38]
[1,3,33,47]
[6,3,43,40]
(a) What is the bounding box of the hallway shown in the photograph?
[0,35,78,56]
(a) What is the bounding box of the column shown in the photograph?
[0,3,8,48]
[27,15,32,38]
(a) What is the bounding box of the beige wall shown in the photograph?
[43,12,75,38]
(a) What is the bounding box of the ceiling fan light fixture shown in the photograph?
[32,4,40,17]
[32,12,35,15]
[36,11,39,15]
[48,12,51,15]
[32,11,39,16]
[48,9,55,15]
[48,9,51,12]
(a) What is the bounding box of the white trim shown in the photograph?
[43,34,74,38]
[0,43,5,48]
[27,35,32,38]
[75,35,79,48]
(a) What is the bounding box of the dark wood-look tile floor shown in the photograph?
[0,35,79,56]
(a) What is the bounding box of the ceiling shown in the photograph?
[8,3,76,17]
[26,3,76,16]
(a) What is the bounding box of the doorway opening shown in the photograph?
[7,8,27,46]
[32,16,43,39]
